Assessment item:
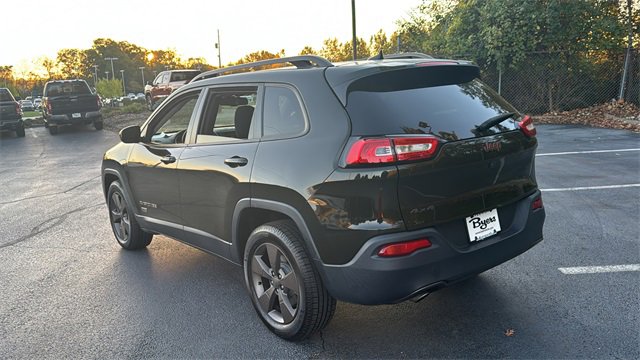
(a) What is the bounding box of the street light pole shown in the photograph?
[93,65,99,85]
[351,0,357,61]
[104,57,118,80]
[105,71,109,80]
[120,70,126,96]
[215,29,222,68]
[138,66,146,87]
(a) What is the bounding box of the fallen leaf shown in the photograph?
[504,328,515,337]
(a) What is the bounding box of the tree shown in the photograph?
[299,46,317,55]
[95,79,123,99]
[56,49,87,79]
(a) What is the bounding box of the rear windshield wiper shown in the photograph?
[476,112,516,132]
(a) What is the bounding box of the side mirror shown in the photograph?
[119,125,141,143]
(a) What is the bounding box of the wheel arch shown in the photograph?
[231,199,324,268]
[102,167,139,217]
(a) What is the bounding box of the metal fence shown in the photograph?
[473,50,639,115]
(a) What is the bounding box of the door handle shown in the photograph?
[160,155,176,164]
[224,156,248,168]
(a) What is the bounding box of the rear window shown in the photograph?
[170,71,200,82]
[0,89,15,102]
[346,79,519,141]
[45,81,91,97]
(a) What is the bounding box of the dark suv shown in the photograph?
[101,55,545,340]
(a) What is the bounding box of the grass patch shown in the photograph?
[23,111,43,118]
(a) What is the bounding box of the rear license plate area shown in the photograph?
[466,208,501,242]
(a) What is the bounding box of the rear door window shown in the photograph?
[346,79,519,141]
[195,87,259,144]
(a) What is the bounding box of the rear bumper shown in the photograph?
[317,191,545,305]
[46,110,102,125]
[0,118,23,130]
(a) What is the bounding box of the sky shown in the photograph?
[2,0,422,75]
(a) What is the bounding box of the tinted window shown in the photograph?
[263,86,305,138]
[346,80,519,141]
[170,71,200,82]
[149,93,200,144]
[196,87,258,143]
[0,89,15,102]
[153,73,164,85]
[45,81,91,97]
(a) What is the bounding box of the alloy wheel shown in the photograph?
[250,242,301,324]
[109,191,131,243]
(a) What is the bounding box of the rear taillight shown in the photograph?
[378,238,432,257]
[518,115,536,137]
[46,101,52,113]
[96,96,102,108]
[532,196,543,210]
[15,102,22,116]
[345,136,439,166]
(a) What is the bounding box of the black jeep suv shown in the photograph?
[101,55,545,340]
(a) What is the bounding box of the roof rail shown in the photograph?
[191,55,333,82]
[368,52,434,60]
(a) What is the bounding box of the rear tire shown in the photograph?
[94,119,103,130]
[16,124,25,137]
[49,126,58,135]
[244,220,336,341]
[107,181,152,250]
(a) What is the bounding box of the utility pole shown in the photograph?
[215,29,222,68]
[351,0,357,61]
[104,57,118,80]
[120,69,126,96]
[618,0,633,101]
[138,66,146,87]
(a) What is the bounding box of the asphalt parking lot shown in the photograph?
[0,124,638,359]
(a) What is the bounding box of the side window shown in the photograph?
[148,92,200,145]
[263,86,305,138]
[195,87,258,144]
[153,73,163,85]
[161,73,170,84]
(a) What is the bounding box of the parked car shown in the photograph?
[0,88,25,137]
[32,98,42,110]
[20,100,35,112]
[102,54,545,341]
[126,93,136,101]
[135,93,145,100]
[144,69,200,110]
[42,79,102,135]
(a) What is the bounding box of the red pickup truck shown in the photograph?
[144,70,200,110]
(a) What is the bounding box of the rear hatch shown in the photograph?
[331,62,539,236]
[45,81,99,114]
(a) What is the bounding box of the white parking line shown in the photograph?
[558,264,640,274]
[537,148,640,156]
[541,184,640,192]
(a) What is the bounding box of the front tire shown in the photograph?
[146,95,154,111]
[244,220,336,341]
[107,181,152,250]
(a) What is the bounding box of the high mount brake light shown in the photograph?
[345,137,439,166]
[518,115,536,137]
